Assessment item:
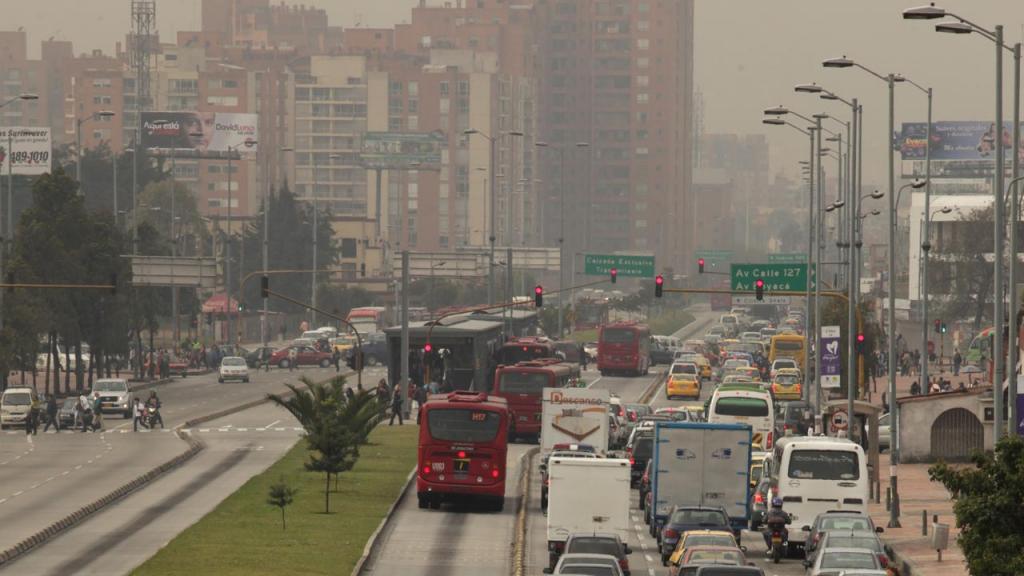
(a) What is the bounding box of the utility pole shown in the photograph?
[400,251,410,417]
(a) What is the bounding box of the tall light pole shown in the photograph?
[0,93,38,334]
[75,110,117,195]
[225,142,255,347]
[535,142,563,336]
[310,152,340,328]
[904,3,1014,438]
[464,129,497,304]
[273,146,294,345]
[763,114,817,408]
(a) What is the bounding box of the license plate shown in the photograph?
[771,536,782,544]
[454,459,470,472]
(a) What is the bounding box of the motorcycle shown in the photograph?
[145,405,160,429]
[769,528,785,563]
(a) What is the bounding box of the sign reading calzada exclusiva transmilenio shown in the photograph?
[541,387,610,455]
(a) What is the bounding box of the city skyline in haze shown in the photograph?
[10,0,1024,188]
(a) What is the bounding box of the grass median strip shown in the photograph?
[132,425,418,576]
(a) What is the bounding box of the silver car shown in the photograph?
[93,379,133,419]
[804,547,881,576]
[549,553,623,576]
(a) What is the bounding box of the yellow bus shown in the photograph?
[769,334,806,373]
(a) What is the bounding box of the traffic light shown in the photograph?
[855,333,865,353]
[941,322,947,334]
[534,285,544,308]
[934,319,941,333]
[755,278,765,301]
[698,258,705,274]
[610,268,618,284]
[260,275,269,298]
[424,343,433,353]
[655,274,664,298]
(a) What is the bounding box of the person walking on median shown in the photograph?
[287,346,297,372]
[92,392,103,431]
[415,383,428,424]
[43,393,59,432]
[953,348,962,376]
[389,384,404,426]
[25,396,39,436]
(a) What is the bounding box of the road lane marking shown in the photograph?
[259,419,281,431]
[61,471,69,476]
[236,428,248,432]
[12,491,23,496]
[74,465,82,470]
[30,484,39,490]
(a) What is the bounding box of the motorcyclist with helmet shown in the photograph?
[762,497,792,555]
[146,391,164,429]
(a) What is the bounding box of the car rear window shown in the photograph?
[560,567,615,576]
[820,516,873,532]
[684,534,736,548]
[671,364,697,375]
[633,436,653,460]
[670,509,728,525]
[714,397,769,417]
[825,535,881,552]
[567,538,620,556]
[820,550,878,569]
[687,549,741,563]
[788,450,860,480]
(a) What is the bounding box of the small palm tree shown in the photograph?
[267,479,296,530]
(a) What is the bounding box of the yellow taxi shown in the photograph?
[735,366,762,382]
[666,363,701,400]
[749,451,768,489]
[330,334,357,355]
[676,353,713,380]
[667,530,740,574]
[770,367,802,401]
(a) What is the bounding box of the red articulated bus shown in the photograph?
[597,322,652,377]
[492,359,581,442]
[417,391,510,511]
[494,336,558,366]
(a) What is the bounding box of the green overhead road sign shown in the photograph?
[584,254,655,277]
[731,263,809,292]
[768,253,807,264]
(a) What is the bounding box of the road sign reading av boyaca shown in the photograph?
[730,263,809,292]
[584,254,655,278]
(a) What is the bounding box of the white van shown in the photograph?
[707,387,775,450]
[768,436,869,547]
[0,387,39,429]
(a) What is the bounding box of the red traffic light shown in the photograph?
[856,333,865,343]
[655,275,664,286]
[697,258,705,274]
[535,285,543,295]
[424,343,433,353]
[610,268,618,283]
[755,278,765,288]
[654,274,664,298]
[534,285,544,307]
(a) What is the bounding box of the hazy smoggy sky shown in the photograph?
[12,0,1024,189]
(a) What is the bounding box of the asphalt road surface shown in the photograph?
[0,362,377,574]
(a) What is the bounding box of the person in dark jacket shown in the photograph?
[415,384,428,424]
[389,384,404,426]
[43,394,59,432]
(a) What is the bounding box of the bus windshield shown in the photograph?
[714,397,769,417]
[498,372,551,395]
[427,409,502,443]
[602,328,637,344]
[788,449,860,480]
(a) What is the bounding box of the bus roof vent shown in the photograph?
[447,390,489,403]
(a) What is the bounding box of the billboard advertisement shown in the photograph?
[899,121,1024,162]
[360,131,445,169]
[0,127,52,175]
[819,325,841,389]
[141,112,258,155]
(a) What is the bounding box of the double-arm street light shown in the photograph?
[905,3,1020,437]
[464,129,498,305]
[225,141,256,347]
[763,113,819,413]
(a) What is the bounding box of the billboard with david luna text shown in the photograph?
[141,112,258,155]
[0,127,52,175]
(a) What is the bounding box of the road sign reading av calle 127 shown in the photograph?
[730,263,808,292]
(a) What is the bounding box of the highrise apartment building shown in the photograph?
[534,0,695,273]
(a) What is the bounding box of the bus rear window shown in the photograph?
[714,397,769,417]
[601,328,637,343]
[498,347,548,365]
[498,372,550,395]
[788,449,860,480]
[774,340,803,351]
[427,409,502,443]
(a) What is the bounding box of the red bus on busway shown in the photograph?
[493,359,581,442]
[417,391,510,511]
[597,322,652,377]
[494,336,558,366]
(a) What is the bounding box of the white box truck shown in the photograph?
[650,421,752,535]
[546,457,631,566]
[541,387,610,455]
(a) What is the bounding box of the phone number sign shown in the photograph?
[584,254,655,278]
[730,263,808,292]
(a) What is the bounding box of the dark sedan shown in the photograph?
[659,505,733,565]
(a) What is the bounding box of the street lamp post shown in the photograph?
[904,2,1015,438]
[464,129,497,305]
[0,93,38,334]
[274,147,294,345]
[75,110,116,195]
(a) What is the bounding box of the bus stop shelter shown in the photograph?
[384,317,504,393]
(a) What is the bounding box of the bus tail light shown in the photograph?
[754,491,764,504]
[421,464,432,475]
[766,431,774,449]
[491,468,500,479]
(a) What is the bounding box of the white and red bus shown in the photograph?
[492,359,581,441]
[597,322,652,376]
[417,391,510,511]
[494,336,558,366]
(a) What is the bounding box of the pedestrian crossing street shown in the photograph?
[3,426,305,435]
